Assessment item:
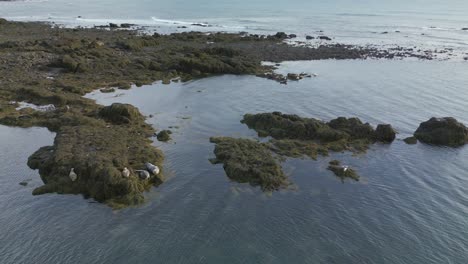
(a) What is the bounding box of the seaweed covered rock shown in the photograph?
[375,124,397,142]
[156,130,172,142]
[98,103,144,125]
[404,136,418,145]
[28,124,164,208]
[209,137,287,191]
[242,112,395,145]
[414,117,468,146]
[327,117,375,140]
[268,139,328,160]
[242,112,328,140]
[327,160,359,181]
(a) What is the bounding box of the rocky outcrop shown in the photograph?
[319,36,332,41]
[242,113,396,145]
[98,103,144,125]
[414,117,468,146]
[156,130,172,142]
[209,137,287,191]
[327,160,359,181]
[375,124,397,142]
[404,136,418,145]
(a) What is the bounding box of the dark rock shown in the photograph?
[414,117,468,146]
[120,23,134,28]
[19,180,30,186]
[327,160,359,181]
[274,32,288,39]
[210,137,287,191]
[287,73,301,81]
[375,124,396,143]
[306,35,314,40]
[318,36,332,41]
[288,34,297,39]
[100,87,115,93]
[191,23,208,27]
[98,103,144,124]
[403,136,418,145]
[156,130,172,142]
[109,23,119,28]
[462,28,468,31]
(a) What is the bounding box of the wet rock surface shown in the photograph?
[414,117,468,146]
[327,160,360,181]
[0,19,444,207]
[209,137,287,191]
[242,112,396,147]
[156,130,172,142]
[211,112,396,190]
[404,136,418,145]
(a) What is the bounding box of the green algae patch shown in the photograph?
[209,137,287,191]
[404,136,418,145]
[156,130,172,142]
[327,160,360,181]
[98,103,144,125]
[268,139,328,160]
[242,112,396,157]
[26,106,164,208]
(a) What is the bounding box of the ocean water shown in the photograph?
[2,0,468,55]
[1,60,467,263]
[1,1,468,263]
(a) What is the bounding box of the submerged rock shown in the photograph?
[19,180,29,186]
[414,117,468,146]
[209,137,287,191]
[327,160,359,181]
[156,130,172,142]
[318,36,332,41]
[404,136,418,145]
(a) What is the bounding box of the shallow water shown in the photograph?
[1,60,467,263]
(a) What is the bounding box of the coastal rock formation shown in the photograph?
[327,160,359,181]
[156,130,172,142]
[414,117,468,146]
[98,103,144,125]
[242,112,396,145]
[27,111,164,208]
[319,36,332,41]
[0,19,440,206]
[209,137,287,191]
[375,124,397,142]
[404,136,418,144]
[240,112,396,164]
[210,113,394,190]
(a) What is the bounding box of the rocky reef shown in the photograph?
[0,18,444,207]
[156,130,172,142]
[209,137,287,191]
[210,112,396,189]
[26,103,163,208]
[242,112,396,156]
[414,117,468,146]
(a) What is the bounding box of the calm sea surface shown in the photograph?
[0,60,467,263]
